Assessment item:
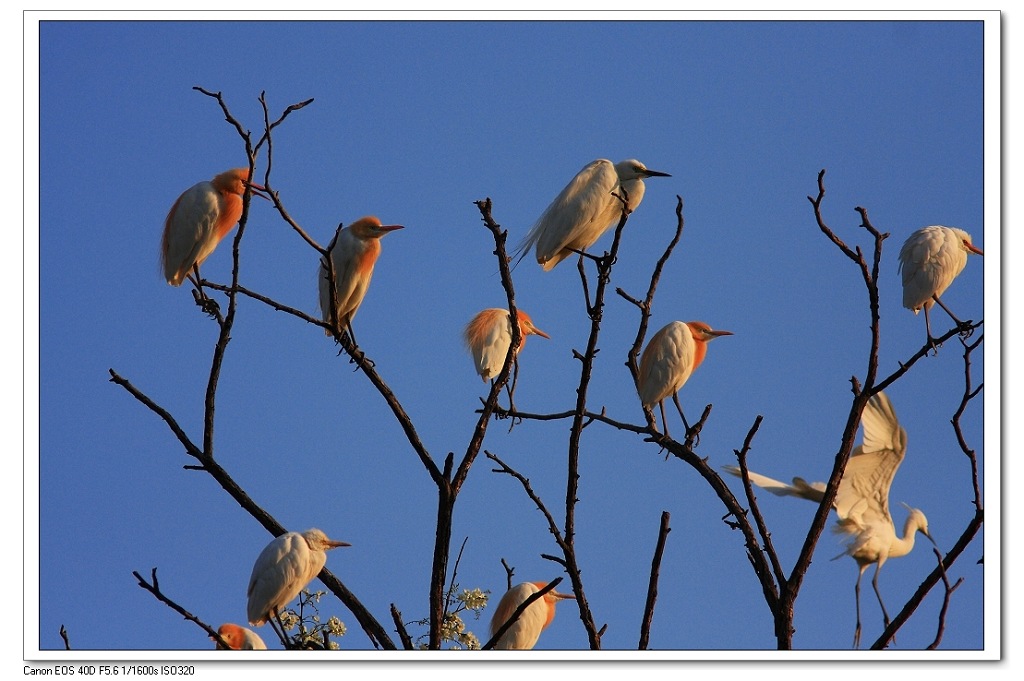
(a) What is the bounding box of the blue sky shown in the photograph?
[24,11,1003,664]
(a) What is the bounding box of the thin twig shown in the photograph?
[133,568,229,648]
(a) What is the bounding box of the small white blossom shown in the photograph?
[459,631,481,650]
[327,616,347,637]
[278,610,300,631]
[456,588,489,611]
[439,613,466,640]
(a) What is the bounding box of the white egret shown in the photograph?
[319,216,404,337]
[464,308,550,382]
[161,168,267,287]
[724,391,935,648]
[898,225,983,344]
[637,321,733,438]
[246,529,350,639]
[515,158,670,270]
[489,581,575,650]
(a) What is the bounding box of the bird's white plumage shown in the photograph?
[832,391,914,563]
[319,227,376,328]
[489,582,572,650]
[724,391,931,647]
[236,627,267,650]
[468,309,514,382]
[464,308,549,382]
[516,159,669,270]
[638,321,696,407]
[246,529,347,627]
[726,392,915,549]
[162,181,223,285]
[898,225,980,312]
[317,218,403,333]
[721,466,826,502]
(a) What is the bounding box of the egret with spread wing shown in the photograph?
[724,391,935,648]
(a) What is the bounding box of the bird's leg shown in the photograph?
[923,306,939,355]
[853,572,863,649]
[672,393,700,447]
[344,322,375,369]
[576,254,599,319]
[188,264,205,298]
[932,294,966,325]
[505,359,521,432]
[568,247,604,267]
[187,266,221,318]
[189,265,211,307]
[268,611,290,649]
[569,246,616,283]
[656,401,674,460]
[871,567,891,631]
[345,321,358,348]
[932,294,976,338]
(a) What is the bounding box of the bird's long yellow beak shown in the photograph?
[529,325,551,340]
[326,539,352,549]
[374,224,405,236]
[964,240,984,256]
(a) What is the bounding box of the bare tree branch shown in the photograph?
[639,511,671,650]
[389,605,414,650]
[132,568,229,648]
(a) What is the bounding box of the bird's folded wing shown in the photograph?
[533,160,619,261]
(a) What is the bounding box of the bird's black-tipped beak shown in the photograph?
[643,169,671,178]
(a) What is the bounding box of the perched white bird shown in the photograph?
[898,225,983,344]
[637,321,732,437]
[724,391,934,648]
[515,159,670,270]
[213,623,267,650]
[319,216,404,336]
[489,581,575,650]
[247,529,350,630]
[464,308,550,382]
[161,168,267,287]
